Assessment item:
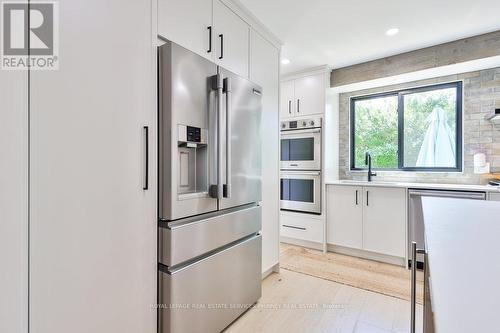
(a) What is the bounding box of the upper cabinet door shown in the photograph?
[294,73,325,116]
[280,80,295,119]
[158,0,213,60]
[213,0,250,78]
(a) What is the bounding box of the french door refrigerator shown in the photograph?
[157,40,262,333]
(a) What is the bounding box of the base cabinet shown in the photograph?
[327,185,406,258]
[326,185,363,249]
[363,187,406,257]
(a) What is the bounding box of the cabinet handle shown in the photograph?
[218,34,224,59]
[355,190,358,205]
[283,224,306,231]
[297,99,300,113]
[207,26,212,53]
[366,190,369,206]
[288,100,291,114]
[143,126,149,190]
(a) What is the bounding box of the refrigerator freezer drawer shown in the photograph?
[159,205,261,267]
[159,235,262,333]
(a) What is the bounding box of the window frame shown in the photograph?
[349,81,463,172]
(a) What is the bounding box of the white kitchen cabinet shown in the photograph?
[327,185,363,249]
[280,80,295,119]
[363,187,406,257]
[281,213,324,243]
[280,72,326,119]
[0,67,28,333]
[250,30,280,274]
[213,0,250,78]
[158,0,213,60]
[294,74,326,116]
[29,0,156,332]
[489,193,500,201]
[327,185,406,258]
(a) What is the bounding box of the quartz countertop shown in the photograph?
[325,179,500,192]
[422,197,500,333]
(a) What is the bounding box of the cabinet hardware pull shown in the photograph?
[218,34,224,59]
[355,190,358,205]
[297,99,300,113]
[288,100,291,114]
[207,26,212,53]
[283,224,306,231]
[366,190,369,206]
[143,126,149,190]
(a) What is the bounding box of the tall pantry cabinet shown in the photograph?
[1,0,158,332]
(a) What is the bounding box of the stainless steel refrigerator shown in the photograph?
[157,40,262,333]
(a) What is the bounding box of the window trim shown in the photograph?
[349,81,463,172]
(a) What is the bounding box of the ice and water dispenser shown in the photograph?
[177,124,208,196]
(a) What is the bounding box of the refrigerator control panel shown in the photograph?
[178,124,207,144]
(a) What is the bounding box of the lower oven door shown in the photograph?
[280,128,321,170]
[280,171,321,214]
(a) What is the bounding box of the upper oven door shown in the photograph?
[280,128,321,170]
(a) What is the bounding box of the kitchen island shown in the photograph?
[422,197,500,332]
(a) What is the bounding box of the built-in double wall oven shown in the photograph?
[280,117,322,214]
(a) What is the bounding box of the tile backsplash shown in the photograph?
[339,68,500,184]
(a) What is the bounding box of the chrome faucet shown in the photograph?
[365,152,377,182]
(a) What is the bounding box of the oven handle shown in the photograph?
[281,128,321,135]
[281,171,321,176]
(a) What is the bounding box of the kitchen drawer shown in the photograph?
[280,215,323,243]
[159,205,261,266]
[159,235,262,333]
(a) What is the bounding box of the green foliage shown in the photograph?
[354,96,398,168]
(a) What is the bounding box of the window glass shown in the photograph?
[350,82,461,171]
[280,179,314,203]
[353,95,398,169]
[403,87,457,168]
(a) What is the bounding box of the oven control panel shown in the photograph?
[280,117,322,131]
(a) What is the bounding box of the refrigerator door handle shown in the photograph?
[216,73,224,200]
[223,77,232,198]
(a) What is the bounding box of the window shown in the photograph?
[350,82,462,171]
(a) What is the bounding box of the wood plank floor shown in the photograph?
[224,250,423,333]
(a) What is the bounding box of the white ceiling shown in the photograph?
[239,0,500,74]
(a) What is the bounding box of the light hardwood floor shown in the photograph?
[225,262,423,333]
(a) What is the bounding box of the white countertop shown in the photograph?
[422,197,500,333]
[326,179,500,192]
